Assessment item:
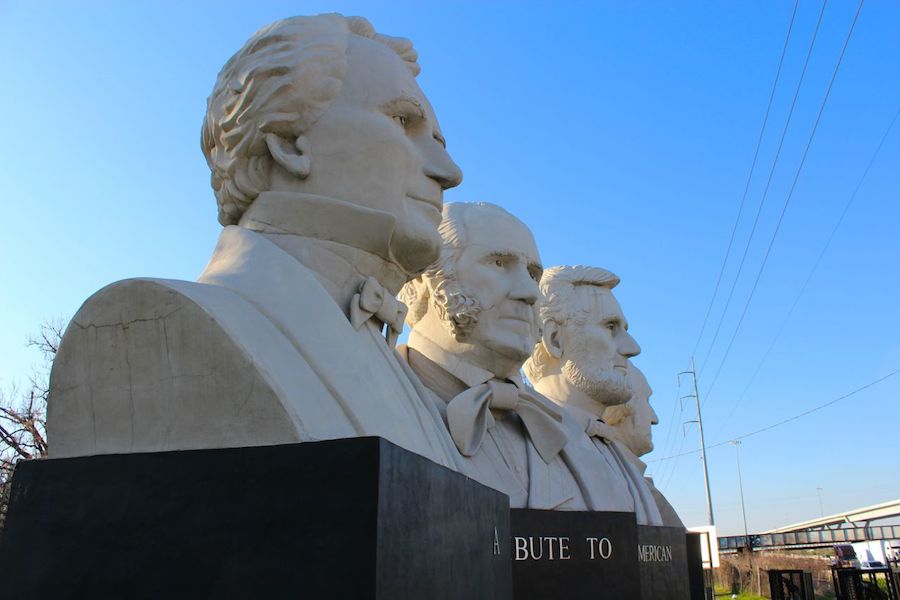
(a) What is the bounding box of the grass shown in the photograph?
[713,586,766,599]
[713,585,837,599]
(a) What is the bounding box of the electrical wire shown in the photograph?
[701,0,865,403]
[647,364,900,464]
[651,377,685,486]
[716,103,900,436]
[691,0,801,360]
[698,0,830,377]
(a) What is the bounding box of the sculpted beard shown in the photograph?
[431,274,482,340]
[562,341,632,406]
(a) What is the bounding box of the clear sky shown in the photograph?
[1,1,898,536]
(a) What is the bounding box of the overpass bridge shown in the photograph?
[718,498,900,552]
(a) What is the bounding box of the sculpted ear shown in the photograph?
[265,133,311,179]
[541,320,563,359]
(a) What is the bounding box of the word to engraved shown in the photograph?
[637,544,673,562]
[513,536,613,561]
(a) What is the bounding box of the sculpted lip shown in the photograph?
[502,316,531,323]
[407,193,442,211]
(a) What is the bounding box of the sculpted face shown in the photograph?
[292,35,462,272]
[452,213,543,367]
[616,364,659,456]
[561,287,641,406]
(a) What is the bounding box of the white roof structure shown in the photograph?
[765,498,900,533]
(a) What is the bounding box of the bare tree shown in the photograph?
[0,319,63,530]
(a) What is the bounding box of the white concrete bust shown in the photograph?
[48,14,464,468]
[603,361,659,457]
[525,265,668,525]
[604,362,684,527]
[399,204,636,512]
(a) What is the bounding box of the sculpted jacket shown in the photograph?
[48,192,463,471]
[400,334,637,512]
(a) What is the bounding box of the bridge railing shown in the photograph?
[719,524,900,551]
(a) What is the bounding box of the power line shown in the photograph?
[701,0,865,403]
[698,0,830,376]
[716,103,900,435]
[647,364,900,464]
[691,0,801,360]
[653,375,686,486]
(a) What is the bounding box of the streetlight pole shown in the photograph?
[732,440,754,594]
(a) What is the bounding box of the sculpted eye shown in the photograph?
[494,258,504,268]
[383,97,425,132]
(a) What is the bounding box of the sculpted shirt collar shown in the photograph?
[565,403,610,437]
[565,402,649,472]
[239,191,399,262]
[408,331,523,389]
[237,191,410,318]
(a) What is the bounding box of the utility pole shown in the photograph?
[679,357,715,527]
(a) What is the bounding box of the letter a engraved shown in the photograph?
[493,527,501,556]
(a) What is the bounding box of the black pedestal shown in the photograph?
[510,509,642,599]
[0,438,511,599]
[637,525,691,600]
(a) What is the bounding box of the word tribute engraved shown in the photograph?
[512,535,615,561]
[513,536,572,561]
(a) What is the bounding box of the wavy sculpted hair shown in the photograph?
[201,14,421,226]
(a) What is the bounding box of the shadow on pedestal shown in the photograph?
[0,437,511,599]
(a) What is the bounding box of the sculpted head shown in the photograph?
[524,265,641,415]
[602,361,658,456]
[202,14,462,273]
[400,202,543,378]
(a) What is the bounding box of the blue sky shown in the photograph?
[1,1,898,536]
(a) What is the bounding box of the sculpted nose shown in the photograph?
[619,331,641,359]
[650,405,659,426]
[510,268,539,306]
[424,142,463,190]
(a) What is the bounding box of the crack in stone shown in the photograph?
[72,307,183,332]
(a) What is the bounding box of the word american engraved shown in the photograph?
[637,544,673,562]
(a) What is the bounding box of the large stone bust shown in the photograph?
[399,204,636,512]
[525,265,673,525]
[47,14,464,469]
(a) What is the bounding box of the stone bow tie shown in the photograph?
[586,419,619,445]
[446,380,569,464]
[350,277,408,347]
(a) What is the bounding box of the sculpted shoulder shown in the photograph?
[48,277,304,458]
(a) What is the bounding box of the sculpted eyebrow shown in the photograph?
[380,95,424,116]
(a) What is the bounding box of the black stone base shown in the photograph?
[510,509,642,599]
[0,438,511,599]
[637,525,690,600]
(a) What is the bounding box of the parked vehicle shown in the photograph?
[832,544,861,569]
